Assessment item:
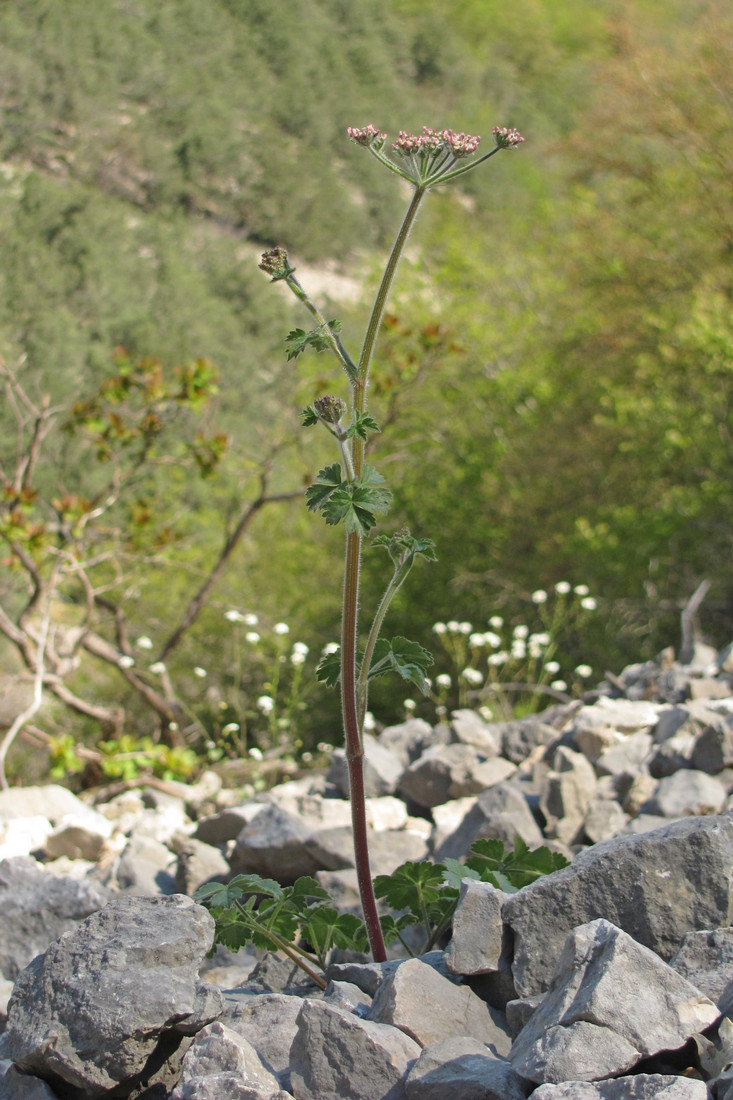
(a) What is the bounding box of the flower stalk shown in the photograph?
[260,121,524,964]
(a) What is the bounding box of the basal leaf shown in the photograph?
[374,860,447,917]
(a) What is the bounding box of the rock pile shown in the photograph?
[0,644,732,1098]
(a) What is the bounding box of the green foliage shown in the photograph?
[196,837,568,982]
[285,321,342,362]
[367,636,433,695]
[305,463,392,536]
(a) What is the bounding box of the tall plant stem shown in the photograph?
[340,185,426,962]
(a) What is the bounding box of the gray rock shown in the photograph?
[506,994,544,1037]
[582,798,629,844]
[448,710,501,754]
[305,823,429,877]
[368,958,512,1056]
[0,857,109,981]
[509,918,720,1085]
[174,837,230,895]
[324,980,373,1016]
[115,833,178,894]
[169,1019,281,1099]
[379,719,437,768]
[0,786,88,825]
[433,783,544,861]
[497,717,559,765]
[222,992,303,1086]
[648,732,696,778]
[445,880,511,977]
[399,744,515,809]
[503,813,733,996]
[230,803,327,881]
[0,1062,62,1098]
[669,926,733,1009]
[328,734,406,798]
[404,1035,528,1100]
[691,713,733,773]
[540,747,597,845]
[642,770,728,817]
[530,1075,712,1098]
[192,806,260,846]
[290,998,421,1100]
[595,732,654,777]
[5,894,222,1097]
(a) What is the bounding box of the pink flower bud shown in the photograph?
[492,126,525,149]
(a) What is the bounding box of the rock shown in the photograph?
[691,712,733,773]
[0,818,52,862]
[540,746,597,845]
[497,716,559,765]
[378,719,436,768]
[404,1035,528,1100]
[5,894,222,1097]
[582,798,629,844]
[669,926,733,1010]
[0,857,109,981]
[305,822,429,877]
[328,733,405,798]
[433,783,544,861]
[115,833,178,894]
[0,1062,62,1098]
[42,808,113,862]
[399,743,516,809]
[230,803,327,881]
[174,837,230,895]
[368,958,512,1056]
[193,805,262,846]
[530,1076,711,1098]
[169,1019,282,1099]
[594,732,654,778]
[324,980,373,1016]
[641,770,728,817]
[0,786,88,824]
[222,992,304,1087]
[503,813,733,997]
[445,880,511,976]
[448,710,501,753]
[509,918,720,1085]
[289,998,421,1100]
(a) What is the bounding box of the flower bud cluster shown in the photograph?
[346,124,387,149]
[258,246,294,281]
[392,127,480,159]
[313,394,347,424]
[492,126,525,148]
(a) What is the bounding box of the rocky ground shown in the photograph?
[0,642,732,1099]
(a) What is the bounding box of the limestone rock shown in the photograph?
[641,770,728,817]
[404,1035,528,1100]
[448,709,501,754]
[115,833,178,894]
[169,1019,281,1099]
[509,918,720,1084]
[503,813,733,996]
[0,857,109,981]
[530,1076,711,1098]
[328,733,405,798]
[5,894,222,1097]
[433,782,544,861]
[399,743,516,809]
[368,958,512,1056]
[290,998,421,1100]
[445,880,512,977]
[669,926,733,1010]
[222,992,303,1087]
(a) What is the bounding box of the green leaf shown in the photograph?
[441,858,481,891]
[345,411,380,441]
[285,321,342,361]
[368,636,433,694]
[321,482,392,536]
[373,529,438,568]
[379,912,419,947]
[315,648,341,688]
[300,405,319,427]
[374,860,447,917]
[305,463,343,511]
[465,837,569,891]
[285,328,309,360]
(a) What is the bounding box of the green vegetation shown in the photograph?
[0,0,731,782]
[195,837,569,987]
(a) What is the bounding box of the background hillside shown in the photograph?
[1,0,731,779]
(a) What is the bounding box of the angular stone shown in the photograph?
[5,894,222,1097]
[404,1035,528,1100]
[691,712,733,773]
[193,805,262,846]
[290,998,421,1100]
[433,783,543,861]
[495,717,559,765]
[230,803,327,881]
[174,837,230,895]
[445,880,511,976]
[448,710,501,754]
[530,1075,711,1098]
[324,979,373,1016]
[540,747,597,845]
[222,991,303,1086]
[642,770,727,817]
[0,857,109,981]
[169,1019,281,1099]
[328,733,405,798]
[115,833,178,894]
[582,798,628,844]
[509,918,719,1085]
[0,1062,62,1098]
[502,813,733,996]
[0,785,88,824]
[594,731,654,778]
[305,822,429,877]
[0,817,52,861]
[368,958,512,1056]
[379,719,436,768]
[399,744,515,809]
[669,926,733,1009]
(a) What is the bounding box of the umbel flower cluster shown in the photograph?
[346,123,524,187]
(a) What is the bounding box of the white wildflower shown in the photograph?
[436,673,452,689]
[483,631,502,649]
[221,722,240,734]
[487,651,508,666]
[135,636,153,650]
[488,615,504,629]
[291,650,307,667]
[245,632,260,644]
[446,620,460,633]
[244,613,259,626]
[274,622,290,636]
[256,695,274,714]
[531,589,548,604]
[530,632,551,646]
[224,609,245,623]
[478,705,493,722]
[118,655,135,669]
[459,621,473,634]
[461,667,484,686]
[363,711,376,732]
[575,664,593,678]
[404,699,416,712]
[511,640,527,660]
[551,679,568,692]
[574,584,589,596]
[545,660,561,674]
[193,666,207,678]
[554,580,571,595]
[432,622,447,635]
[580,597,597,611]
[513,624,529,639]
[248,746,263,760]
[149,661,166,674]
[469,632,487,648]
